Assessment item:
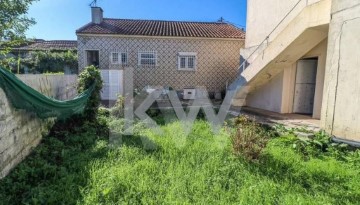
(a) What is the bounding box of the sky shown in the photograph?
[25,0,247,40]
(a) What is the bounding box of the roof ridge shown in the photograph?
[103,18,229,25]
[77,18,246,39]
[44,40,77,42]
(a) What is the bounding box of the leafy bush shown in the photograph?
[77,65,103,120]
[110,95,125,118]
[231,115,273,161]
[289,131,350,159]
[273,124,351,159]
[0,57,17,71]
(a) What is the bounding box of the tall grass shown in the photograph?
[1,116,360,204]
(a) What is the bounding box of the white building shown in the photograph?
[232,0,360,143]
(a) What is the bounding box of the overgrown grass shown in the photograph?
[1,114,360,204]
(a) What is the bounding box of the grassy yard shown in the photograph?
[1,112,360,204]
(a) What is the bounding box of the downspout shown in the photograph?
[332,137,360,148]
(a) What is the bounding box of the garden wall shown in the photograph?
[0,74,78,178]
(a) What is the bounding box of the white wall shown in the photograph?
[321,0,360,141]
[246,71,284,113]
[245,0,322,48]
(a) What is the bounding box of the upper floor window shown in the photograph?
[138,51,157,66]
[178,52,197,71]
[111,52,127,65]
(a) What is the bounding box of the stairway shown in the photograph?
[230,0,331,106]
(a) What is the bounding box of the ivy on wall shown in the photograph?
[0,50,78,74]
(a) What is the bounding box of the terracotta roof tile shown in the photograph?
[76,18,245,39]
[14,40,77,51]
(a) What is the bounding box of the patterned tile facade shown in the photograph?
[78,35,244,92]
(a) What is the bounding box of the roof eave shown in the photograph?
[76,32,245,41]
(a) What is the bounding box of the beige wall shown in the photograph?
[321,0,360,141]
[78,35,244,92]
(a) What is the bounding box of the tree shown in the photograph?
[0,0,38,55]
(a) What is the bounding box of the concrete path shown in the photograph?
[229,106,321,133]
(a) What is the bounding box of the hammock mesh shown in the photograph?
[0,67,94,120]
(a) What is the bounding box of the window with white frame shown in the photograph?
[178,52,197,71]
[110,52,128,65]
[138,51,157,66]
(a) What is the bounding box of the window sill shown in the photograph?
[178,69,196,72]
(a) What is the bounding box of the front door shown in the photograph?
[86,50,100,67]
[293,59,318,114]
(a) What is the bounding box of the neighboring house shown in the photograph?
[76,7,245,100]
[231,0,360,142]
[4,39,77,74]
[14,39,77,51]
[10,39,77,57]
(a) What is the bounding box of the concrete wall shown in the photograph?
[78,35,244,92]
[241,0,327,72]
[245,39,328,116]
[246,71,284,113]
[321,0,360,141]
[239,0,330,89]
[245,0,322,48]
[0,75,78,178]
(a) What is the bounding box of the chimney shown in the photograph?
[91,7,103,24]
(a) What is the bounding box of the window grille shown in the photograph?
[178,52,197,71]
[110,51,128,65]
[138,51,157,66]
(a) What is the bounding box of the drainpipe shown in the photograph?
[332,136,360,148]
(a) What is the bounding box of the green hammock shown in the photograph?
[0,67,94,120]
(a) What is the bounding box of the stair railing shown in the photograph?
[239,0,309,73]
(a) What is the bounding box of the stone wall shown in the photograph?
[0,74,78,178]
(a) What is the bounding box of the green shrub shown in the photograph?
[98,107,110,117]
[286,130,350,159]
[110,95,125,118]
[77,65,103,120]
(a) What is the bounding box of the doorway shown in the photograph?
[85,50,99,67]
[292,58,318,115]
